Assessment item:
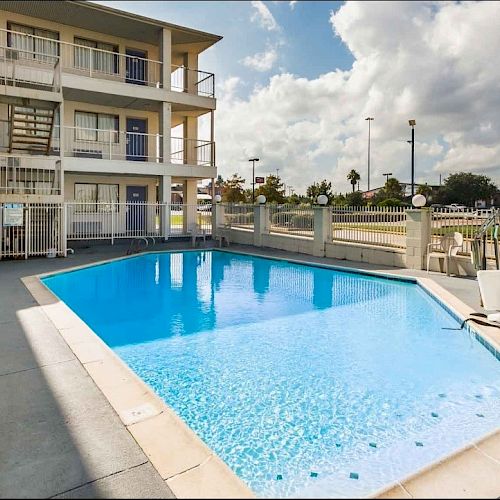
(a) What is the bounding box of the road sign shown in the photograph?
[255,176,265,184]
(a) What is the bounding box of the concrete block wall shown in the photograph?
[214,203,476,276]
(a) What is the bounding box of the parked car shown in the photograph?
[446,203,469,211]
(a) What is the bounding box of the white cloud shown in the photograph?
[251,1,279,31]
[289,1,298,10]
[216,1,500,193]
[242,47,278,72]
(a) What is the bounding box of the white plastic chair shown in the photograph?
[427,231,463,276]
[477,270,500,324]
[215,222,231,248]
[187,223,206,248]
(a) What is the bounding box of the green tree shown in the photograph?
[306,179,333,204]
[373,177,405,204]
[347,169,361,192]
[222,173,246,203]
[332,193,347,206]
[378,198,403,207]
[437,172,498,207]
[255,174,286,204]
[416,183,432,198]
[345,191,365,206]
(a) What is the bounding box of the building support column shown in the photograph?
[160,28,172,91]
[183,52,198,95]
[183,116,198,165]
[405,208,432,269]
[160,102,171,164]
[183,178,198,232]
[159,175,172,241]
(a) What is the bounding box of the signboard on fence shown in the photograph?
[255,176,265,184]
[3,203,24,227]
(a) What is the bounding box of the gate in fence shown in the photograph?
[0,203,64,259]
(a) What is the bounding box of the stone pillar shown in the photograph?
[253,203,269,247]
[160,28,171,90]
[213,203,226,234]
[159,175,171,241]
[313,206,332,257]
[183,179,198,232]
[405,208,432,269]
[160,102,171,164]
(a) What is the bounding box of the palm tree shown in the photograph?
[347,169,361,192]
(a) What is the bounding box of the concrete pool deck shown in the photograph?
[1,240,499,498]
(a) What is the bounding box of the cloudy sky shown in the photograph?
[97,1,500,194]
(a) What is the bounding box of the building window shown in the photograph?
[74,183,119,212]
[74,111,119,143]
[7,22,59,63]
[74,37,119,74]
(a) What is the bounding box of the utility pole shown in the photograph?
[383,172,392,184]
[365,117,374,191]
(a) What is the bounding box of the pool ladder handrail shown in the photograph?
[471,209,499,270]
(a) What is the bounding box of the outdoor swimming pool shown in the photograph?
[43,250,500,498]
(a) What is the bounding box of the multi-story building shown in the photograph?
[0,0,220,252]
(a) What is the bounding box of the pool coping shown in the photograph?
[21,248,500,499]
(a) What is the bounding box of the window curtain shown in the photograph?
[97,114,119,143]
[97,184,119,212]
[75,183,97,212]
[74,37,94,71]
[33,28,58,64]
[8,24,33,61]
[8,24,58,63]
[75,112,97,142]
[94,41,117,75]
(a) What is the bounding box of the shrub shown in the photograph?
[290,213,314,229]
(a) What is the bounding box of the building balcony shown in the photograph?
[0,29,215,98]
[0,154,61,197]
[48,126,215,168]
[0,45,61,93]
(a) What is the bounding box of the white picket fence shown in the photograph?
[0,202,213,259]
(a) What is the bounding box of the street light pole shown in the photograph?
[365,117,374,191]
[249,157,259,202]
[408,119,416,196]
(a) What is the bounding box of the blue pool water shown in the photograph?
[43,251,500,498]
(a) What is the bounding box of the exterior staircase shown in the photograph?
[8,103,57,155]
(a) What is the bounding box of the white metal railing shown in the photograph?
[53,126,163,162]
[65,202,212,241]
[223,204,254,229]
[171,65,215,98]
[0,28,215,95]
[0,155,61,195]
[0,45,61,91]
[171,137,215,167]
[60,42,162,88]
[0,202,64,258]
[169,203,213,237]
[331,205,407,249]
[269,205,314,238]
[431,207,496,259]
